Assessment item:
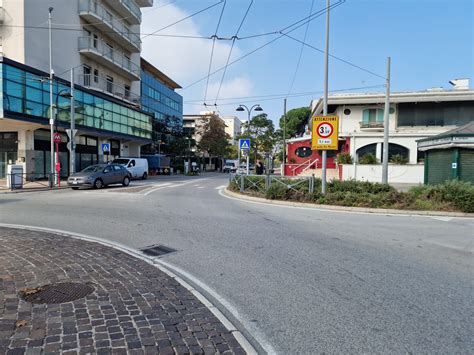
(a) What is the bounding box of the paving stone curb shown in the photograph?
[0,226,255,355]
[223,188,474,218]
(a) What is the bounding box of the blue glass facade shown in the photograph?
[141,69,183,136]
[1,59,153,140]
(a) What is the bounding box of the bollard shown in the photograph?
[240,174,244,192]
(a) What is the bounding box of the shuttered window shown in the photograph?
[427,150,452,184]
[459,149,474,183]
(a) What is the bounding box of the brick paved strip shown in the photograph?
[0,227,246,354]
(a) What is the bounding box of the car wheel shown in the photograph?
[142,172,148,180]
[71,187,79,190]
[94,179,104,189]
[122,176,130,187]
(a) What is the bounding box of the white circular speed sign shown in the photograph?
[317,122,333,138]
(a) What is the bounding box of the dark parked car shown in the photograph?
[67,164,131,190]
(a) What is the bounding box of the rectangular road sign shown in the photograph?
[101,143,111,154]
[239,138,251,150]
[311,115,339,150]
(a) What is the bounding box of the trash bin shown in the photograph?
[7,164,23,189]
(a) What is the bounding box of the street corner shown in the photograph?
[0,227,247,355]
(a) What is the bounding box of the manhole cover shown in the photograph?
[19,282,95,304]
[140,244,176,257]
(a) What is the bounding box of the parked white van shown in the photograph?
[112,158,149,180]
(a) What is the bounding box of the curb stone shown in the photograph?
[223,188,474,219]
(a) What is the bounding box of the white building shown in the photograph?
[286,80,474,183]
[0,0,153,179]
[220,116,241,145]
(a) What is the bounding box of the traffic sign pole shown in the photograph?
[322,0,330,195]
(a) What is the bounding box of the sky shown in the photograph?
[140,0,473,128]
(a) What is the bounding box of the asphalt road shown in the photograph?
[1,174,473,354]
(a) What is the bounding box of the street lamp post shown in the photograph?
[235,104,263,175]
[57,89,74,175]
[48,7,54,187]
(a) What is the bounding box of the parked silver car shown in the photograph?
[68,164,131,190]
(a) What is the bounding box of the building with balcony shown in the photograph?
[0,0,153,179]
[140,58,183,154]
[285,80,474,183]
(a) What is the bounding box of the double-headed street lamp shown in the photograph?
[235,104,263,175]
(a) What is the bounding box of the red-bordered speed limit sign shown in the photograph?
[311,115,339,150]
[316,122,333,138]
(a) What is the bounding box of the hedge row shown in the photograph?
[229,177,474,213]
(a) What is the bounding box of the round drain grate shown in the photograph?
[19,282,95,304]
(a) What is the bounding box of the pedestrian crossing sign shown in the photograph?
[239,138,251,150]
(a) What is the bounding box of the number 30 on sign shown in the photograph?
[311,115,339,150]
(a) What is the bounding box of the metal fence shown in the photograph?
[6,173,61,191]
[229,174,316,194]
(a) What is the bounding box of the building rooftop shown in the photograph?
[141,58,182,89]
[312,88,474,114]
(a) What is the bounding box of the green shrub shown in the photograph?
[337,153,353,165]
[266,183,289,200]
[359,154,378,165]
[390,154,408,165]
[328,179,395,194]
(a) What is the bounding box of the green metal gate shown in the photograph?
[459,149,474,183]
[425,150,452,184]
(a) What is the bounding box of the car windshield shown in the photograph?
[226,162,235,167]
[81,165,104,173]
[112,159,129,165]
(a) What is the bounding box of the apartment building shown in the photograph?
[0,0,153,178]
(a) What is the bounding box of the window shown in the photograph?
[398,101,474,127]
[106,76,113,93]
[344,108,351,115]
[105,43,113,59]
[295,146,313,158]
[356,143,377,160]
[83,65,91,86]
[93,34,98,49]
[124,85,131,98]
[381,143,409,162]
[93,69,99,83]
[362,109,383,124]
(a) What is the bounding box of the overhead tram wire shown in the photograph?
[182,0,346,91]
[286,0,315,99]
[141,0,224,40]
[184,84,385,106]
[282,33,386,80]
[213,0,254,106]
[0,24,212,40]
[203,0,227,108]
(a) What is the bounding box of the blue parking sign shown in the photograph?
[239,139,250,150]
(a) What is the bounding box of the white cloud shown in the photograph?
[141,4,243,86]
[205,76,253,102]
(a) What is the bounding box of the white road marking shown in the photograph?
[0,223,261,355]
[430,216,454,222]
[215,185,227,190]
[196,186,205,189]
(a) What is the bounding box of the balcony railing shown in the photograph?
[359,121,384,129]
[77,73,141,107]
[78,36,141,79]
[79,0,141,51]
[102,0,141,24]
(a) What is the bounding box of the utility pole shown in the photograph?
[321,0,330,194]
[70,68,76,174]
[282,98,287,176]
[48,7,54,186]
[382,57,391,184]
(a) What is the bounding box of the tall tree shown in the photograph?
[197,115,231,165]
[279,107,311,138]
[239,114,275,164]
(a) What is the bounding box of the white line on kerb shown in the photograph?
[0,223,263,354]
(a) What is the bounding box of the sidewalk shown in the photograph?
[0,227,246,355]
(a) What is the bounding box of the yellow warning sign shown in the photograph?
[311,115,339,150]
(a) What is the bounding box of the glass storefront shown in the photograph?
[2,62,153,139]
[0,132,18,178]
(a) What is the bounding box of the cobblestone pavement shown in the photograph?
[0,227,246,355]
